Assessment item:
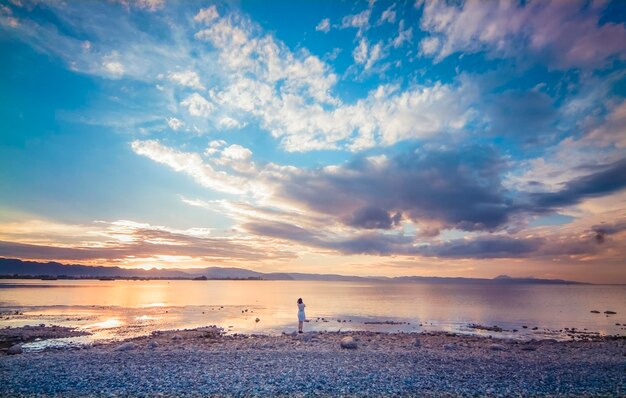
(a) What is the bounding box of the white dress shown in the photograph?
[297,303,306,321]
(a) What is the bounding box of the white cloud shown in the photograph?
[131,140,249,194]
[180,92,214,117]
[217,116,245,129]
[315,18,330,33]
[103,61,124,77]
[419,36,440,56]
[352,38,383,71]
[168,70,204,89]
[340,9,371,37]
[392,21,412,48]
[379,5,396,24]
[417,0,626,69]
[194,5,219,25]
[167,117,184,130]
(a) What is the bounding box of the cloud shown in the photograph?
[168,70,204,89]
[194,5,219,25]
[392,21,412,48]
[0,219,293,263]
[131,140,250,194]
[180,92,214,117]
[166,117,184,130]
[483,90,557,144]
[277,146,513,233]
[352,38,383,71]
[315,18,330,33]
[527,158,626,210]
[417,0,626,69]
[592,221,626,244]
[379,5,396,25]
[341,8,371,37]
[585,100,626,148]
[417,236,544,259]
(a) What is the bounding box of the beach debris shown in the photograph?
[590,310,601,314]
[114,342,136,352]
[7,344,23,355]
[340,336,358,349]
[604,310,617,315]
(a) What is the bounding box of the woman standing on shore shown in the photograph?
[297,298,306,333]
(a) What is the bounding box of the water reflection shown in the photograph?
[1,280,625,345]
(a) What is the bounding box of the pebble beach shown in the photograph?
[1,326,625,397]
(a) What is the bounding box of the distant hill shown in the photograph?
[0,258,588,284]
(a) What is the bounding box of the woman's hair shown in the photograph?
[297,298,303,304]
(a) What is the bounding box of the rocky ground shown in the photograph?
[1,327,625,397]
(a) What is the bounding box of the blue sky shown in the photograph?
[1,0,625,282]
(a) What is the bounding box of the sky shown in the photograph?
[0,0,625,283]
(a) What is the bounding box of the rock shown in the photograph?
[489,343,507,351]
[604,310,617,315]
[114,342,136,352]
[255,318,260,323]
[590,310,601,314]
[171,334,182,340]
[443,343,456,350]
[340,336,358,349]
[521,345,537,351]
[413,338,421,348]
[7,344,23,355]
[146,341,158,349]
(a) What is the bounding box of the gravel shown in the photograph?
[1,330,625,397]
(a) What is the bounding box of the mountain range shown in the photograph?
[0,258,587,284]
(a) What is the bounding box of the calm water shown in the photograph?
[1,279,625,348]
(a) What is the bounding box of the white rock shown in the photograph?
[7,344,23,355]
[340,336,358,349]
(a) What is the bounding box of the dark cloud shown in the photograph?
[592,221,626,244]
[347,206,401,229]
[279,145,513,233]
[417,236,544,259]
[527,158,626,210]
[484,90,557,144]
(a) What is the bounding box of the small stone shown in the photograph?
[489,343,507,351]
[7,344,23,355]
[171,334,182,341]
[255,318,260,323]
[114,342,136,351]
[590,310,600,314]
[147,341,158,349]
[443,343,456,350]
[604,310,617,315]
[413,338,421,348]
[340,336,358,349]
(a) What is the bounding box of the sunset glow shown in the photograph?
[1,0,625,283]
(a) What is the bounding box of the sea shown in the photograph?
[1,279,625,350]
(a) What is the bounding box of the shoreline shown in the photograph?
[1,326,625,396]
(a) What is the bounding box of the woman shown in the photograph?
[297,298,306,333]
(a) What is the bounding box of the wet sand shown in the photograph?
[1,326,625,397]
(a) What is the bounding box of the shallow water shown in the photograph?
[1,279,625,348]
